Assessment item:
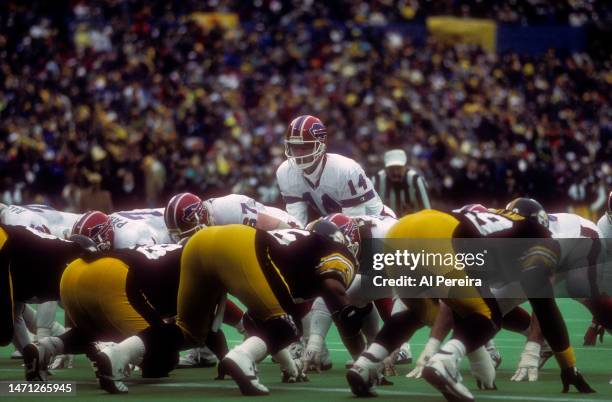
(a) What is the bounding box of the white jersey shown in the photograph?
[549,213,603,270]
[493,213,605,314]
[276,153,384,225]
[205,194,302,228]
[354,215,397,239]
[109,208,170,249]
[597,214,612,258]
[0,204,80,239]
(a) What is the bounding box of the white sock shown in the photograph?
[441,339,466,360]
[361,306,381,343]
[302,311,313,343]
[365,342,389,361]
[39,336,65,355]
[236,336,268,363]
[310,298,333,338]
[116,336,146,366]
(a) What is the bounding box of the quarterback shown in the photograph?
[276,115,385,226]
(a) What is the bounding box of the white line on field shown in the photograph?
[153,382,607,402]
[224,340,612,351]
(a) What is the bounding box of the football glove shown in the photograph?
[511,341,540,382]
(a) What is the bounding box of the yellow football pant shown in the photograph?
[387,209,493,321]
[60,257,148,340]
[177,225,285,345]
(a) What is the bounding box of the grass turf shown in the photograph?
[1,299,610,401]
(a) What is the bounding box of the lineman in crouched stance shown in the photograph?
[97,221,367,395]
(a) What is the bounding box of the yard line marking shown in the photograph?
[154,382,606,402]
[225,340,612,351]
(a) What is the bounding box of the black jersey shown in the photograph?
[451,209,552,239]
[1,223,83,302]
[452,209,559,283]
[255,229,357,307]
[100,244,182,319]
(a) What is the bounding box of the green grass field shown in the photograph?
[1,299,610,401]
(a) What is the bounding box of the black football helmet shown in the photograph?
[506,197,549,228]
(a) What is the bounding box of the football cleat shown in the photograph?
[281,358,309,383]
[423,351,475,402]
[288,340,304,360]
[93,343,131,394]
[395,343,413,365]
[48,354,74,370]
[346,353,383,397]
[177,347,218,368]
[11,349,23,360]
[23,341,53,381]
[219,349,269,396]
[485,341,502,369]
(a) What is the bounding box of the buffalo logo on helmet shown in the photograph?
[308,121,327,141]
[90,221,112,239]
[182,201,204,224]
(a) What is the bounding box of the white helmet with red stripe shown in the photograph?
[71,210,114,251]
[164,192,210,243]
[284,115,327,170]
[321,213,361,258]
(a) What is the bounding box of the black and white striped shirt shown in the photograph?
[372,168,431,217]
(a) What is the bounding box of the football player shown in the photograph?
[93,221,368,395]
[347,200,595,401]
[1,204,81,344]
[1,204,81,239]
[165,193,301,245]
[22,242,189,386]
[302,213,413,373]
[109,208,171,248]
[276,115,385,226]
[511,208,610,381]
[164,192,298,368]
[0,223,91,352]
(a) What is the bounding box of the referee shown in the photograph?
[372,149,431,217]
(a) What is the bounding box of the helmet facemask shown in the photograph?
[285,139,326,170]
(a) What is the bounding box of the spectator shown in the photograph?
[78,173,113,214]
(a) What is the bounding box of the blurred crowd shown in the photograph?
[0,0,610,218]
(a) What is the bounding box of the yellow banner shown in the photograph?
[427,17,497,52]
[191,12,239,30]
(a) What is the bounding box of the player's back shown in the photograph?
[206,194,265,226]
[257,228,357,302]
[107,243,182,316]
[110,208,170,248]
[0,204,79,238]
[1,223,81,301]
